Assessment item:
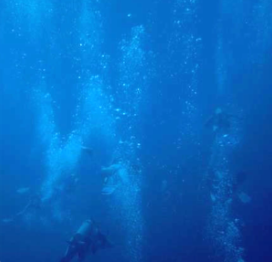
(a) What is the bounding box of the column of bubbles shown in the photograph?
[3,0,59,223]
[207,133,244,262]
[1,0,52,102]
[214,0,246,98]
[169,0,202,145]
[115,25,147,157]
[75,75,116,144]
[31,0,111,221]
[250,0,272,66]
[4,0,53,38]
[74,0,115,145]
[33,83,83,222]
[107,26,148,262]
[206,2,245,261]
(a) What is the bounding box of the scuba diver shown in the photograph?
[205,107,236,133]
[101,162,129,195]
[60,219,112,262]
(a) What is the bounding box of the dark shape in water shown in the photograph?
[205,107,234,133]
[81,146,94,157]
[60,219,113,262]
[233,171,247,193]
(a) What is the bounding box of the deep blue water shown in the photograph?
[1,1,272,262]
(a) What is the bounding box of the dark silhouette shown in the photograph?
[60,219,112,262]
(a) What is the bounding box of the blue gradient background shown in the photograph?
[1,1,272,262]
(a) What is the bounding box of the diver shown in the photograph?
[205,107,235,133]
[101,162,129,195]
[60,219,112,262]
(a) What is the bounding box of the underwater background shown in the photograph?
[1,0,272,262]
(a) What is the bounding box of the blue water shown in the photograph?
[1,1,272,262]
